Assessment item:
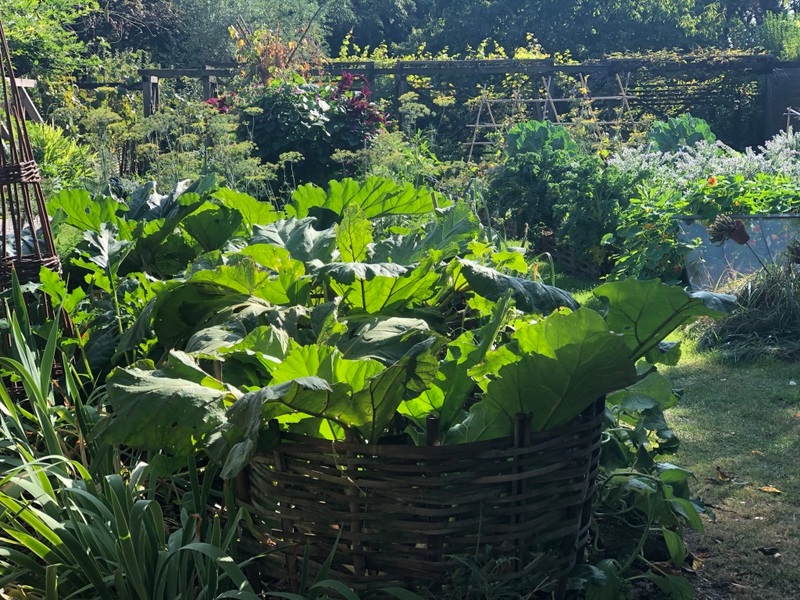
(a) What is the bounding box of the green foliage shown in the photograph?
[609,174,800,280]
[62,176,733,487]
[646,114,717,153]
[241,74,388,189]
[0,460,258,600]
[0,277,257,600]
[12,174,740,599]
[505,120,579,156]
[734,11,800,60]
[405,0,728,59]
[289,176,439,222]
[488,120,633,275]
[359,130,471,195]
[27,122,97,194]
[3,0,99,78]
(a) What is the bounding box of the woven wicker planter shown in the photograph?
[239,398,605,594]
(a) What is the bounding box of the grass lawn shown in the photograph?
[664,346,800,600]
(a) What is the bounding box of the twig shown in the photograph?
[284,1,330,69]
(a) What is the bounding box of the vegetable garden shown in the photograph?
[6,3,800,600]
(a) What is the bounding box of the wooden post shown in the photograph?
[764,70,775,138]
[142,75,159,117]
[201,75,218,100]
[394,69,408,130]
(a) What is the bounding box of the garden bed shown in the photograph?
[239,399,605,594]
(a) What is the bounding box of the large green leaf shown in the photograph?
[331,261,439,314]
[288,177,438,220]
[155,289,307,351]
[607,369,677,412]
[184,324,247,354]
[181,202,243,252]
[372,201,483,264]
[148,280,259,349]
[593,279,733,361]
[47,189,124,234]
[348,342,439,441]
[459,259,578,314]
[483,309,636,432]
[125,176,213,221]
[209,377,332,477]
[312,261,408,284]
[265,342,385,388]
[236,245,310,305]
[80,223,130,272]
[336,207,373,263]
[94,352,232,455]
[187,258,309,306]
[442,402,510,444]
[212,326,291,388]
[338,316,432,363]
[402,292,512,435]
[212,188,279,232]
[126,218,201,277]
[250,217,336,263]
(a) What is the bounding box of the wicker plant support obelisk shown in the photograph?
[0,18,72,398]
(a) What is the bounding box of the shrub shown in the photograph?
[488,120,631,275]
[240,72,387,190]
[27,122,96,194]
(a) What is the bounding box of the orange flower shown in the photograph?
[708,176,717,185]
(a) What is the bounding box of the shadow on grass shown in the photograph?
[664,353,800,600]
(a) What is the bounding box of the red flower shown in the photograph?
[708,176,717,186]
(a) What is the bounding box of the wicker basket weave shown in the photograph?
[240,397,605,594]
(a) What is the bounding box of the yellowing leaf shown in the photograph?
[759,485,782,494]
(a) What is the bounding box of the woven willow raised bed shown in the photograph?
[239,397,605,594]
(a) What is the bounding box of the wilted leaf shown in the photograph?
[459,259,578,314]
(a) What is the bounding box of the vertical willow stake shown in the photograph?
[0,17,74,399]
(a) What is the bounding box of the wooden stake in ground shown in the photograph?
[0,17,73,398]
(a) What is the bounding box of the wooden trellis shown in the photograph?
[466,72,638,161]
[0,18,72,399]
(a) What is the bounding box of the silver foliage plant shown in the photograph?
[609,130,800,189]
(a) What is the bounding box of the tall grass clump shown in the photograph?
[696,264,800,361]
